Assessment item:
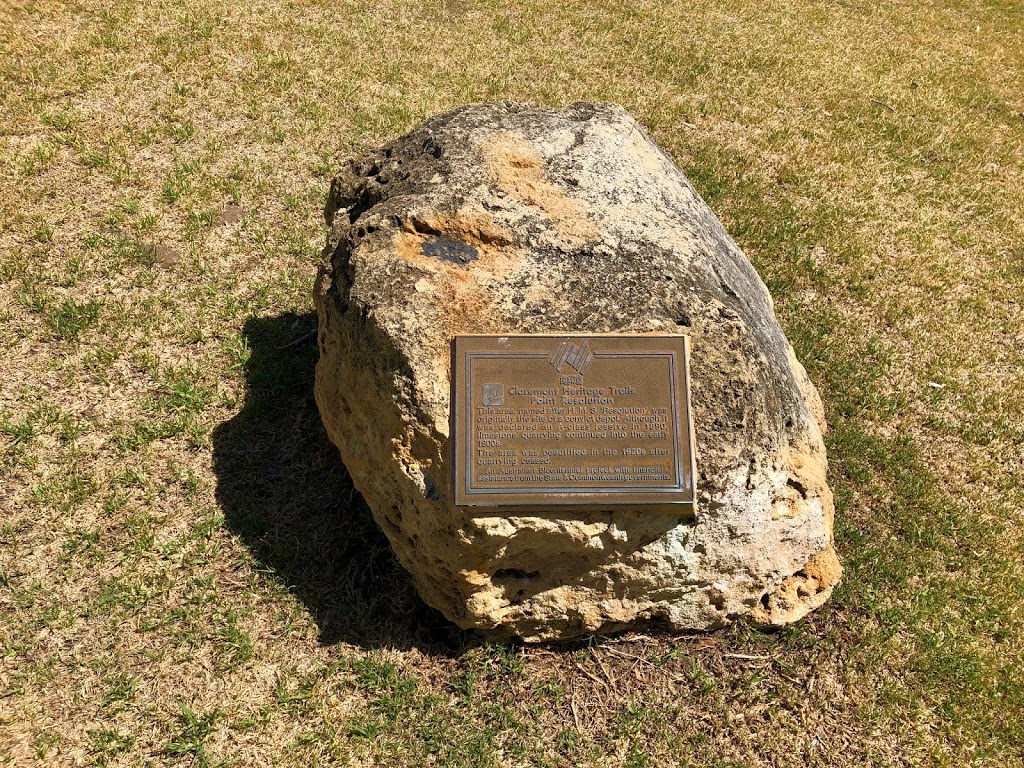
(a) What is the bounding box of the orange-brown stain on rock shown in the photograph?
[750,546,842,627]
[392,209,520,277]
[402,212,514,254]
[389,207,524,340]
[478,131,600,245]
[772,435,834,522]
[438,279,496,331]
[801,547,842,590]
[393,234,489,322]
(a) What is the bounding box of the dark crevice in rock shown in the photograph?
[404,217,447,237]
[745,457,758,490]
[711,262,739,299]
[422,136,443,159]
[407,215,512,247]
[324,180,383,234]
[345,184,384,226]
[787,477,808,498]
[493,568,541,580]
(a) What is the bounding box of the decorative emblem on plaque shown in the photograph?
[549,339,595,376]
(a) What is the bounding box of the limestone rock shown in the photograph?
[313,102,840,642]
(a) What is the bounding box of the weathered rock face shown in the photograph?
[314,102,840,642]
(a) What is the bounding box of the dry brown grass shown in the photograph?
[1,0,1022,765]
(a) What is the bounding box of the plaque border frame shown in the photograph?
[451,334,697,512]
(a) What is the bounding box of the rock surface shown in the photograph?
[314,102,840,642]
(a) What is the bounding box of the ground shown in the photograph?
[0,0,1022,766]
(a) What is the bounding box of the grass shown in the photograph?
[1,0,1022,765]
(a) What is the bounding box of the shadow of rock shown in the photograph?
[211,311,466,652]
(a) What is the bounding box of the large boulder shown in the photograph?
[313,102,840,642]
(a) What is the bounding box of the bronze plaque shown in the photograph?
[452,334,696,511]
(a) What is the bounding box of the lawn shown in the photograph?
[1,0,1022,765]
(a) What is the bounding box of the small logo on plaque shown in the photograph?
[550,339,595,376]
[482,384,504,406]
